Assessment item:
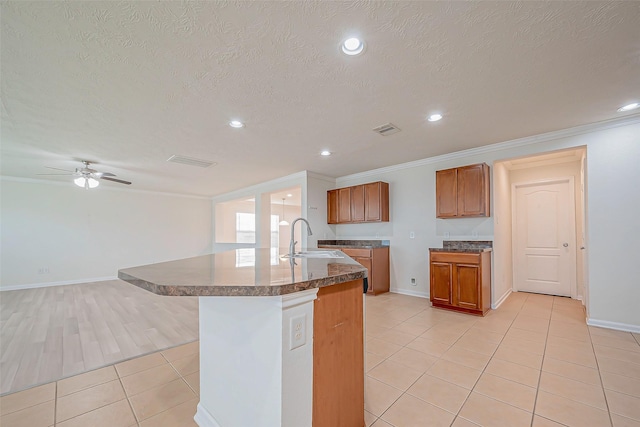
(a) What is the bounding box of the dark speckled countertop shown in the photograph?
[118,248,366,297]
[430,240,493,253]
[317,239,390,249]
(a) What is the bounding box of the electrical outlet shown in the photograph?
[410,278,416,286]
[290,314,306,350]
[37,267,49,274]
[409,231,415,239]
[472,231,479,239]
[444,232,450,238]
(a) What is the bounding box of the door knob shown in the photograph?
[563,243,569,247]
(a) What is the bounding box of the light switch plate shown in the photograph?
[409,231,415,239]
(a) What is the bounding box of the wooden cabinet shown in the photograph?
[364,181,389,222]
[350,185,365,222]
[313,279,364,427]
[327,190,338,224]
[322,246,390,295]
[337,188,352,223]
[327,181,389,224]
[429,250,491,316]
[435,168,458,218]
[436,163,490,218]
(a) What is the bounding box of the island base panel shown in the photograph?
[313,279,365,427]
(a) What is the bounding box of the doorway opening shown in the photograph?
[493,147,588,307]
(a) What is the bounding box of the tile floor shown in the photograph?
[1,291,639,426]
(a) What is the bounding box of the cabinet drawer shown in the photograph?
[430,252,480,264]
[342,248,372,258]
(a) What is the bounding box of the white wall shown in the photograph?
[492,161,513,307]
[0,179,212,289]
[306,173,337,248]
[331,117,640,330]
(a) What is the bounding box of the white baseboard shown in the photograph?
[0,276,117,291]
[389,287,429,298]
[587,318,640,334]
[492,289,512,309]
[194,402,221,427]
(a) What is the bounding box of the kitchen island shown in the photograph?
[119,248,367,427]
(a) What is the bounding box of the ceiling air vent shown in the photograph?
[372,123,401,136]
[167,155,217,168]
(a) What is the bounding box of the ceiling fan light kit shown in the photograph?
[39,160,132,190]
[74,176,100,189]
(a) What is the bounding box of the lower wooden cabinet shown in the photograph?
[429,250,491,316]
[321,246,389,295]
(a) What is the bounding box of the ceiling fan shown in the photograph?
[38,160,132,189]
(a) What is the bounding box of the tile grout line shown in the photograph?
[587,322,615,427]
[528,296,557,427]
[450,295,526,426]
[117,369,139,427]
[54,381,58,427]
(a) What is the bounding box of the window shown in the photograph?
[214,197,255,244]
[236,213,256,243]
[271,215,279,264]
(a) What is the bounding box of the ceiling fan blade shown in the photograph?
[95,172,116,177]
[45,166,74,172]
[101,176,132,185]
[36,173,74,176]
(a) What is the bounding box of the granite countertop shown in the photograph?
[429,240,493,253]
[317,239,390,249]
[118,248,367,297]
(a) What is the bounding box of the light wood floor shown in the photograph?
[0,280,198,395]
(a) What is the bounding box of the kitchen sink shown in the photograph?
[281,250,344,259]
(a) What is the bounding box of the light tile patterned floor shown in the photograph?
[1,291,639,426]
[365,292,640,427]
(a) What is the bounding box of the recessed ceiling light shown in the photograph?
[428,113,443,122]
[617,102,639,112]
[287,193,293,197]
[341,37,364,56]
[320,150,332,156]
[229,120,244,128]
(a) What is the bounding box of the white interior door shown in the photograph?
[513,178,576,297]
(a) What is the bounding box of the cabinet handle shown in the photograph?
[563,243,569,247]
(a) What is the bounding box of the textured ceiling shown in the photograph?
[1,1,639,196]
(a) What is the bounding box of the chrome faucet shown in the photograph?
[289,217,313,257]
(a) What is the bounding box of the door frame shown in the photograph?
[511,177,577,299]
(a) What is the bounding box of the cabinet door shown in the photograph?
[454,264,480,310]
[354,257,372,293]
[350,185,365,222]
[457,164,489,217]
[430,262,452,304]
[327,190,338,224]
[436,169,457,218]
[364,182,390,222]
[337,187,352,223]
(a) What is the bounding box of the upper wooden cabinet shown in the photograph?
[327,182,389,224]
[337,187,352,223]
[327,190,338,224]
[436,163,490,218]
[350,185,365,222]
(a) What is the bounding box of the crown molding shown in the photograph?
[337,113,640,183]
[0,176,212,200]
[307,171,336,183]
[211,171,308,203]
